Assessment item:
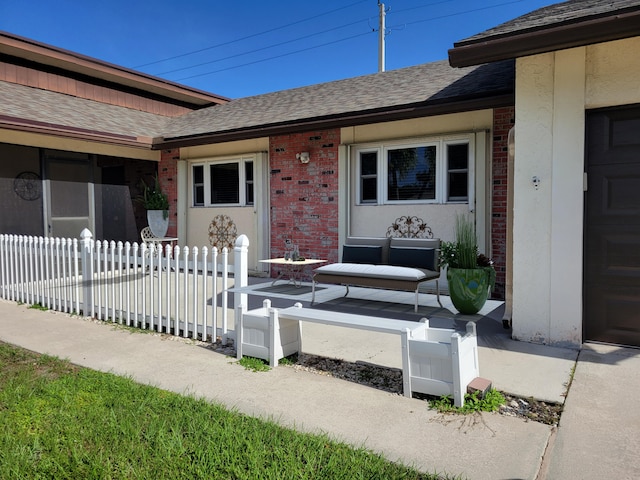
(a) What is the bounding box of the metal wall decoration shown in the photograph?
[13,171,41,201]
[208,214,238,251]
[386,215,434,239]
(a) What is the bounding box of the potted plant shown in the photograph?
[139,174,170,238]
[440,214,496,314]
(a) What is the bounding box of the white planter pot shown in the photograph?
[147,210,169,238]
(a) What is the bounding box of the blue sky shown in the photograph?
[1,0,553,99]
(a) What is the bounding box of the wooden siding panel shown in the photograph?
[0,61,198,116]
[16,65,28,84]
[67,77,77,97]
[37,70,48,90]
[75,80,86,98]
[116,90,126,107]
[52,74,64,94]
[60,76,73,95]
[6,63,17,82]
[26,68,38,87]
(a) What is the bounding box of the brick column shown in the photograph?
[491,106,514,300]
[269,129,340,278]
[158,149,179,238]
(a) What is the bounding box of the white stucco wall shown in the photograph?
[341,110,492,145]
[512,37,640,347]
[586,37,640,108]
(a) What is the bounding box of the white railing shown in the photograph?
[0,230,249,345]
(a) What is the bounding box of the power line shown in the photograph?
[134,0,369,69]
[389,0,455,15]
[387,0,527,29]
[153,17,369,77]
[167,0,529,84]
[174,30,374,82]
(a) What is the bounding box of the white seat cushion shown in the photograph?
[315,263,428,281]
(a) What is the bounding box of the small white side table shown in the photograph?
[259,258,326,287]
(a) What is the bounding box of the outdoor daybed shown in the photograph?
[311,236,441,311]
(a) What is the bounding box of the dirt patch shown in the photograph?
[499,393,563,425]
[287,352,564,425]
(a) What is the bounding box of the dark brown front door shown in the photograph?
[584,105,640,346]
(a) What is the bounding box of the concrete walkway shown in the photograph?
[0,298,638,479]
[543,343,640,480]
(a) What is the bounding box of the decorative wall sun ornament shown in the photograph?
[13,171,41,201]
[208,214,238,251]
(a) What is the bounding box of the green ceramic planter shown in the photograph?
[446,267,491,315]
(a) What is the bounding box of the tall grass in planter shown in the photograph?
[442,214,495,315]
[454,214,478,269]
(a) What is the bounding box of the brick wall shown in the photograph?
[491,106,514,300]
[158,149,179,237]
[158,118,513,294]
[269,129,340,276]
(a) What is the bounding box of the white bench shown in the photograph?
[236,301,479,406]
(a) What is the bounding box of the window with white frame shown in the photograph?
[245,161,254,205]
[355,135,473,204]
[193,164,205,206]
[445,142,469,202]
[192,156,255,207]
[359,150,378,204]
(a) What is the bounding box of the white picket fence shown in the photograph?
[0,229,249,345]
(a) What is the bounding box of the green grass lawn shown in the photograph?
[0,342,456,480]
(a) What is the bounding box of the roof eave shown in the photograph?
[448,9,640,67]
[0,115,157,150]
[155,93,514,150]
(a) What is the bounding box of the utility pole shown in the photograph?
[378,1,386,72]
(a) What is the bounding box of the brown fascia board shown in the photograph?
[0,31,230,107]
[0,114,156,149]
[155,92,514,150]
[448,9,640,67]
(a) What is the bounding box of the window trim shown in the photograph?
[192,164,205,206]
[444,140,472,203]
[356,148,381,204]
[191,155,255,207]
[353,134,475,206]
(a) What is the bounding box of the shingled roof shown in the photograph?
[449,0,640,67]
[159,59,514,148]
[0,57,514,150]
[0,81,169,147]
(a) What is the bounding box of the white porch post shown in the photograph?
[234,234,249,313]
[79,228,94,318]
